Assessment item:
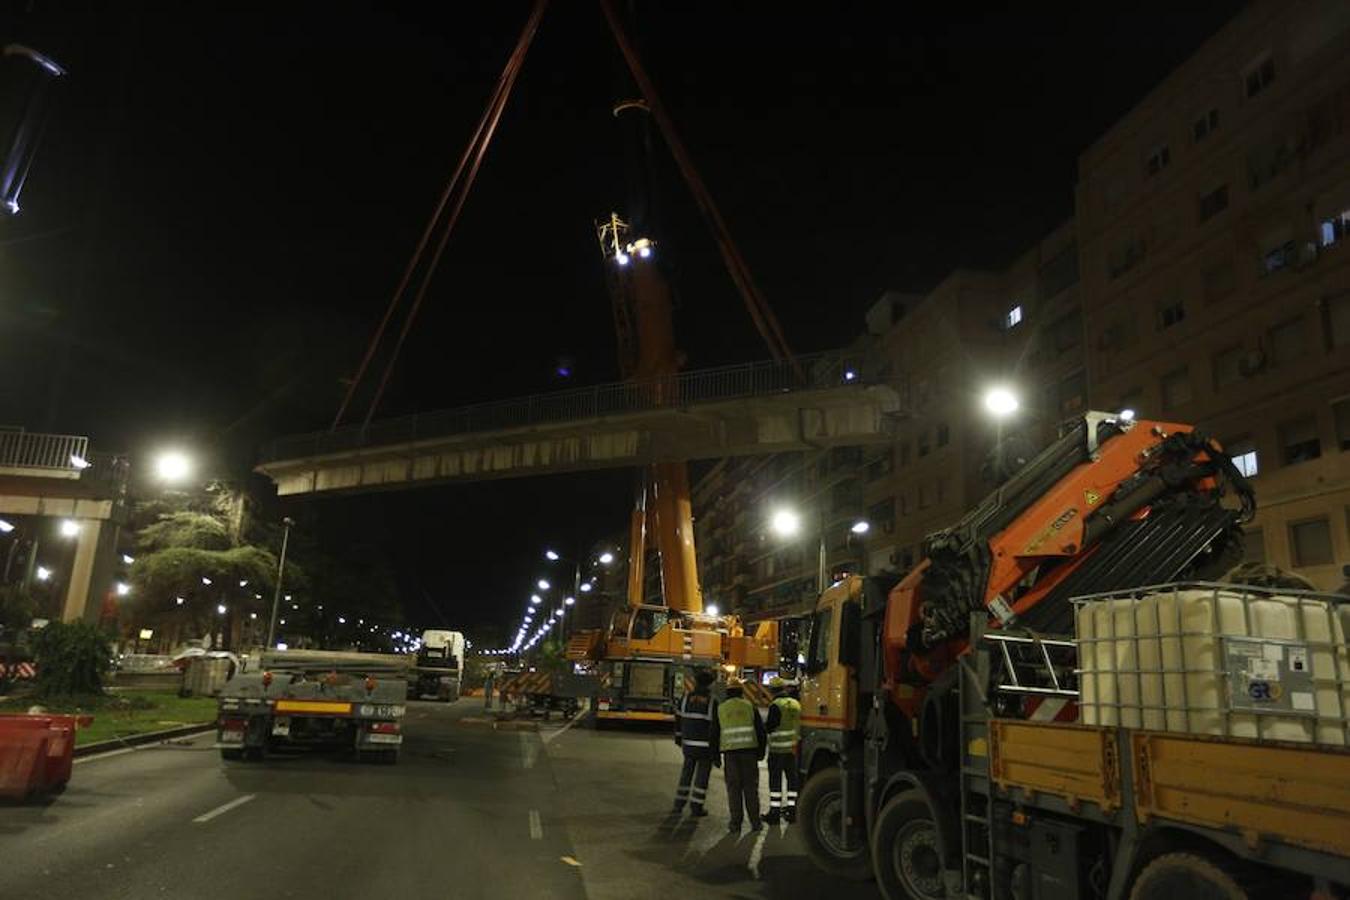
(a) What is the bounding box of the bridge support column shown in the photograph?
[61,518,119,624]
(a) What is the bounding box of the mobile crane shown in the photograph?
[790,412,1348,898]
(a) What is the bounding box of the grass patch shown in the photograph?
[0,690,217,746]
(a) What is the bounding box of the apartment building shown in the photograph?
[1077,0,1350,588]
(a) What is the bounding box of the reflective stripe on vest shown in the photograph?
[718,697,758,751]
[680,693,713,720]
[679,692,715,747]
[768,697,801,752]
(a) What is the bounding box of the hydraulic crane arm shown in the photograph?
[883,414,1255,692]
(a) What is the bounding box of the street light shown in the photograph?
[770,508,802,538]
[266,516,295,648]
[36,566,51,581]
[983,386,1019,419]
[1119,408,1136,422]
[579,582,593,593]
[155,450,192,483]
[530,594,542,605]
[705,604,719,616]
[115,581,130,596]
[216,603,227,615]
[598,551,614,565]
[0,519,12,533]
[564,595,575,606]
[850,520,871,535]
[545,550,560,561]
[537,579,550,591]
[121,553,134,564]
[201,576,212,586]
[58,519,79,538]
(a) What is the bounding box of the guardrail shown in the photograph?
[264,352,870,462]
[0,429,88,474]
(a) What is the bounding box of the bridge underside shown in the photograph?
[258,385,901,497]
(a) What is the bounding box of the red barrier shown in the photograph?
[0,714,85,800]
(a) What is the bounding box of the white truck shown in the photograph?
[408,630,464,702]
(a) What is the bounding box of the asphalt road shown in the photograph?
[0,701,880,900]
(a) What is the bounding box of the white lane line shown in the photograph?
[519,730,535,769]
[747,827,768,879]
[192,794,257,823]
[72,746,140,765]
[528,809,543,840]
[541,707,588,746]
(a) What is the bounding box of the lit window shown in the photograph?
[1226,436,1259,477]
[1244,55,1276,99]
[1193,107,1220,142]
[1004,305,1023,329]
[1321,210,1350,247]
[1145,144,1171,176]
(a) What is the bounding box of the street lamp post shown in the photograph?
[265,517,295,649]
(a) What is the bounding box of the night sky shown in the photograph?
[0,2,1243,641]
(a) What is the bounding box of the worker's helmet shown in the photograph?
[768,676,787,691]
[693,668,716,687]
[724,676,744,696]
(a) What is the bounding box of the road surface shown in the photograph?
[0,700,879,899]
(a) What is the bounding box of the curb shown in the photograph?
[74,722,216,757]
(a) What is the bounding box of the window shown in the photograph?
[807,606,834,674]
[1248,136,1296,191]
[1193,107,1220,141]
[1157,298,1186,330]
[1244,55,1276,99]
[1290,518,1333,567]
[1039,242,1079,298]
[918,483,932,510]
[1242,526,1266,564]
[1279,415,1322,465]
[868,498,895,531]
[1145,144,1171,176]
[898,492,909,516]
[1108,235,1147,280]
[1263,240,1296,274]
[1329,295,1350,349]
[1334,398,1350,450]
[918,432,931,457]
[1003,305,1024,329]
[1198,184,1229,222]
[936,423,949,447]
[1058,370,1086,416]
[937,477,948,504]
[1321,209,1350,247]
[1226,436,1259,477]
[1268,317,1306,366]
[1098,315,1137,352]
[1161,368,1192,411]
[1213,345,1243,390]
[898,442,911,467]
[1051,310,1082,353]
[866,449,894,482]
[1202,260,1235,304]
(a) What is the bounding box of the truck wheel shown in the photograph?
[872,790,947,900]
[219,749,243,761]
[798,768,873,882]
[244,746,265,762]
[1128,851,1256,900]
[380,749,399,765]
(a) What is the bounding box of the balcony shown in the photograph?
[0,429,90,480]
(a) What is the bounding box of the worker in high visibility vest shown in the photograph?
[672,668,718,817]
[762,677,801,823]
[717,677,766,832]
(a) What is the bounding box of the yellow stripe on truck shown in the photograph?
[274,700,353,715]
[596,711,674,721]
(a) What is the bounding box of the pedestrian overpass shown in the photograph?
[257,353,904,497]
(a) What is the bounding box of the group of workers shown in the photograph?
[672,670,801,832]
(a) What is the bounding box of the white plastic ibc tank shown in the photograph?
[1075,586,1349,745]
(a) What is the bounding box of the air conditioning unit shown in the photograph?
[1238,349,1267,377]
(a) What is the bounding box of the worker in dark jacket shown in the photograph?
[762,677,801,823]
[718,677,767,832]
[672,668,718,816]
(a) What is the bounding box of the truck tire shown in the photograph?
[798,768,873,882]
[1128,851,1257,900]
[219,748,243,761]
[872,790,947,900]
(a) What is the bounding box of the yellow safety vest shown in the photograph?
[768,696,801,753]
[718,696,758,751]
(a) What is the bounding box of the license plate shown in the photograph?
[271,717,291,737]
[367,733,402,744]
[598,702,610,711]
[219,730,244,744]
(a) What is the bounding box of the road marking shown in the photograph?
[72,746,140,765]
[541,708,588,746]
[519,730,535,769]
[748,827,767,879]
[193,794,257,823]
[529,809,543,840]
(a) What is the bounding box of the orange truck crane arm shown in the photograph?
[883,413,1255,706]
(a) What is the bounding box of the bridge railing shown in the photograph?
[0,428,90,475]
[265,352,863,461]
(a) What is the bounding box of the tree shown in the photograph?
[30,621,110,697]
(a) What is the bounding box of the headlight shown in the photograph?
[359,704,375,716]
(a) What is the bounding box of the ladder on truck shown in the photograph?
[956,616,1079,899]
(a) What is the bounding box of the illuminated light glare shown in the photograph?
[771,508,801,538]
[59,519,79,537]
[579,583,593,593]
[545,550,560,561]
[276,642,288,651]
[69,454,91,469]
[537,579,550,591]
[850,520,871,535]
[614,252,630,266]
[249,612,258,620]
[115,582,130,596]
[843,369,858,382]
[598,551,614,565]
[338,616,347,624]
[216,603,227,615]
[239,579,248,587]
[36,566,51,581]
[175,596,185,605]
[637,245,651,259]
[983,386,1020,418]
[705,604,719,617]
[0,519,13,533]
[121,553,134,564]
[530,594,543,605]
[155,450,191,483]
[1119,408,1136,422]
[564,596,575,606]
[201,576,212,586]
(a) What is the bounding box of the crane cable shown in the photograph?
[331,0,549,431]
[598,0,798,372]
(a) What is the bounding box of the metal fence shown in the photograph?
[0,428,89,473]
[265,352,865,462]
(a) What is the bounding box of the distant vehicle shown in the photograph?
[409,630,463,702]
[215,649,406,764]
